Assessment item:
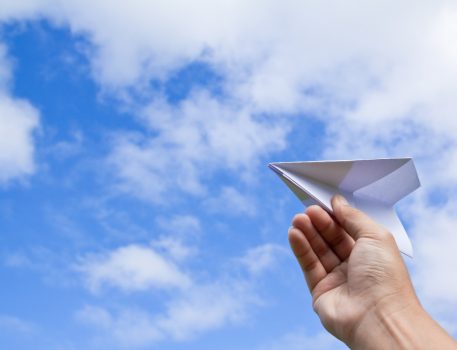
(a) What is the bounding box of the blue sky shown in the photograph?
[1,2,457,349]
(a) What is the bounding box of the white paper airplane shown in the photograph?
[269,158,420,257]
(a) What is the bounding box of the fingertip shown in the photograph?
[331,195,348,224]
[305,205,325,216]
[288,226,301,244]
[332,194,348,207]
[287,226,306,256]
[306,205,330,226]
[307,204,332,230]
[291,213,310,228]
[330,195,384,241]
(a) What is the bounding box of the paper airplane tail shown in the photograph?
[355,198,413,257]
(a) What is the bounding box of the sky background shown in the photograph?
[1,1,457,349]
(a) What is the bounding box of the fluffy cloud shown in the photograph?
[108,92,287,202]
[16,0,452,126]
[24,0,456,208]
[76,244,192,293]
[6,1,457,198]
[0,95,39,182]
[0,44,39,184]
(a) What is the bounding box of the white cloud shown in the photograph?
[412,200,457,307]
[42,0,278,88]
[76,242,284,347]
[152,215,201,261]
[152,236,197,262]
[7,1,457,199]
[22,0,451,125]
[351,195,457,337]
[2,2,457,186]
[0,0,49,21]
[0,94,39,182]
[17,0,454,209]
[76,305,162,347]
[204,186,257,217]
[238,243,288,275]
[49,129,84,160]
[0,44,39,184]
[76,281,252,347]
[156,214,201,236]
[156,281,253,341]
[76,244,191,293]
[108,92,287,203]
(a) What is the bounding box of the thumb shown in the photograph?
[331,195,388,241]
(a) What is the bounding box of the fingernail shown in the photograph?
[334,194,348,206]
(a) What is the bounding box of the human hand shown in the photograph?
[289,195,456,349]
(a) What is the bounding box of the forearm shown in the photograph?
[349,301,457,350]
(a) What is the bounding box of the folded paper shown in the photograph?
[269,158,420,257]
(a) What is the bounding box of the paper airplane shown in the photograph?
[269,158,420,257]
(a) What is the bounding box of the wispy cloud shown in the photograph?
[403,197,457,335]
[108,92,287,203]
[75,242,286,347]
[76,279,252,348]
[237,243,288,275]
[75,244,192,293]
[0,314,35,335]
[76,305,162,347]
[204,186,257,217]
[156,214,202,237]
[156,280,255,341]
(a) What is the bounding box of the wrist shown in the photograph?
[349,296,427,350]
[349,297,456,350]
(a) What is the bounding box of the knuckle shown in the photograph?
[327,229,345,246]
[377,228,394,241]
[302,256,318,272]
[319,217,333,235]
[343,205,361,219]
[312,298,321,314]
[313,241,329,257]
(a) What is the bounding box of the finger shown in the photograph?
[288,226,327,291]
[306,205,355,261]
[292,213,340,272]
[331,195,391,241]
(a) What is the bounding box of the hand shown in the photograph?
[289,195,457,349]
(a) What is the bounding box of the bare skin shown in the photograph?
[289,195,457,349]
